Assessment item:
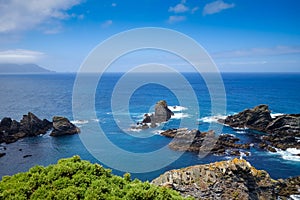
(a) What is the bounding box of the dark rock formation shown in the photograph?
[0,112,52,144]
[0,153,5,158]
[220,104,272,131]
[50,116,80,136]
[153,100,174,123]
[133,100,174,130]
[0,113,80,144]
[19,112,52,136]
[220,105,300,152]
[151,158,300,200]
[160,128,250,156]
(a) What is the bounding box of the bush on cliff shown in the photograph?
[0,156,190,200]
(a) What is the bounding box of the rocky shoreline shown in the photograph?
[152,158,300,200]
[218,105,300,153]
[0,112,80,145]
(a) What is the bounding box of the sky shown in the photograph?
[0,0,299,72]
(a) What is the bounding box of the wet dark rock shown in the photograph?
[50,116,80,136]
[0,113,79,143]
[152,158,300,200]
[23,154,32,158]
[221,105,300,152]
[222,104,272,131]
[133,100,174,130]
[0,152,6,158]
[19,112,52,136]
[160,128,250,156]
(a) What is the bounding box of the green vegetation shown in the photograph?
[0,156,191,200]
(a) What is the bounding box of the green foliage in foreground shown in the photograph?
[0,156,191,200]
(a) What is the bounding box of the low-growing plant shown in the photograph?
[0,155,192,200]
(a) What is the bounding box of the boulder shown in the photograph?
[50,116,80,136]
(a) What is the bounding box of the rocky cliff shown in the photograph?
[152,158,300,200]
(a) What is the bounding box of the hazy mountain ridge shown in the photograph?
[0,63,54,74]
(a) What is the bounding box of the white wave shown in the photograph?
[290,194,300,200]
[270,113,285,118]
[235,130,246,134]
[151,130,165,135]
[172,113,190,119]
[91,119,100,122]
[129,128,142,132]
[275,148,300,162]
[168,105,188,112]
[71,120,89,125]
[234,127,249,130]
[198,115,226,123]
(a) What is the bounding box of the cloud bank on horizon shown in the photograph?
[0,0,299,72]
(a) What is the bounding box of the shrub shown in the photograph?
[0,156,192,200]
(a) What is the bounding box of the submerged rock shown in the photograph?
[152,158,300,200]
[50,116,80,136]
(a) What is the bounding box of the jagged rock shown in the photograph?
[153,100,174,123]
[152,158,300,200]
[222,104,272,131]
[0,153,5,158]
[50,116,80,136]
[160,128,250,156]
[141,114,151,123]
[221,105,300,152]
[0,113,78,143]
[133,100,174,130]
[19,112,52,136]
[266,114,300,135]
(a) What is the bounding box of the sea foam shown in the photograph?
[275,148,300,162]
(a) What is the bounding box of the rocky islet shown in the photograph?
[0,112,80,144]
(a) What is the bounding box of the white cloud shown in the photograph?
[213,46,300,58]
[101,20,113,28]
[0,0,83,33]
[0,49,45,64]
[191,7,199,14]
[203,0,235,16]
[169,3,189,13]
[167,16,186,24]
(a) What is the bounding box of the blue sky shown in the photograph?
[0,0,299,72]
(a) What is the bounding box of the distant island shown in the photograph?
[0,63,55,74]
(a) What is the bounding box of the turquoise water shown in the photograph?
[0,73,299,180]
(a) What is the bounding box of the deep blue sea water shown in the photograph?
[0,73,299,181]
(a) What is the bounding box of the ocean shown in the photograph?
[0,72,299,181]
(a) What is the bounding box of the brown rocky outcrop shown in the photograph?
[152,158,300,200]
